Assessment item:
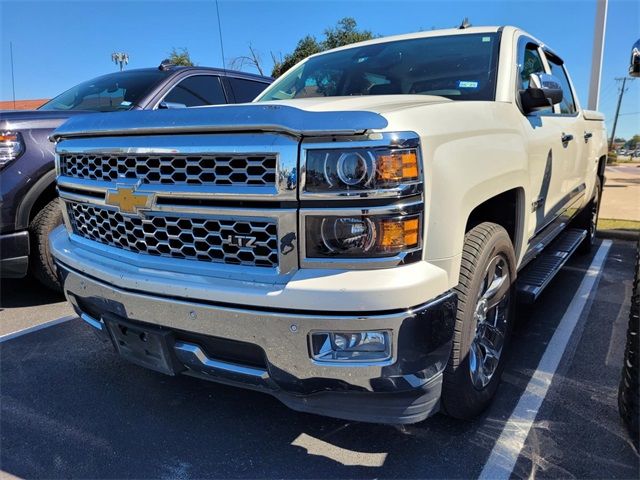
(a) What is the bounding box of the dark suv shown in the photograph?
[0,64,272,290]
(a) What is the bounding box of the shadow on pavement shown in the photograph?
[0,276,64,310]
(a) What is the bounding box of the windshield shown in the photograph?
[258,33,500,102]
[39,70,167,112]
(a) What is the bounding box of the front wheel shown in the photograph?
[441,222,516,419]
[29,198,63,291]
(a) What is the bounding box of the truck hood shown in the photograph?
[51,95,450,140]
[258,94,451,114]
[0,109,95,131]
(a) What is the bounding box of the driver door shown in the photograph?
[517,40,569,239]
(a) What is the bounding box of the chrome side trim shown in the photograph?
[532,183,586,237]
[50,104,389,141]
[174,341,269,379]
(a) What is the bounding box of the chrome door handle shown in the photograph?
[584,132,593,142]
[561,133,574,144]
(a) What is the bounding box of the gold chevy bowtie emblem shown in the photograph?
[105,186,152,215]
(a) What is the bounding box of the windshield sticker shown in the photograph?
[482,36,491,42]
[120,100,132,107]
[457,81,479,89]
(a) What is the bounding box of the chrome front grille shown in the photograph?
[60,154,277,186]
[67,202,279,268]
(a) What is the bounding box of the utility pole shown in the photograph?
[10,41,16,109]
[588,0,608,110]
[608,77,633,150]
[111,52,129,71]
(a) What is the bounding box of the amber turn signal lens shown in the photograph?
[377,151,419,182]
[379,217,420,251]
[0,133,19,143]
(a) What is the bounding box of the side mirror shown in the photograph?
[629,39,640,78]
[520,72,563,113]
[158,101,187,110]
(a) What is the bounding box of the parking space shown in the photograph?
[1,239,638,479]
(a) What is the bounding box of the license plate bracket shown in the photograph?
[103,315,181,376]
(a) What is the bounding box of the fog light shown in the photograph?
[310,331,391,362]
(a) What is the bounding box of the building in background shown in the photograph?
[0,99,48,110]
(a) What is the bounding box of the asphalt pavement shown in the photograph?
[1,239,638,479]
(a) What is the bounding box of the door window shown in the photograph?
[227,78,269,103]
[163,75,226,107]
[519,44,546,89]
[546,58,577,114]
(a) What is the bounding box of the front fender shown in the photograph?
[383,101,529,289]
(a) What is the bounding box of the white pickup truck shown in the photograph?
[50,26,607,424]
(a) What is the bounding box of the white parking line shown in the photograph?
[479,239,612,480]
[0,315,76,343]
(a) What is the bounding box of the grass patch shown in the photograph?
[598,218,640,231]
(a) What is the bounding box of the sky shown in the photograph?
[1,0,638,139]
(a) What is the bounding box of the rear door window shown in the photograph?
[227,78,270,103]
[163,75,227,107]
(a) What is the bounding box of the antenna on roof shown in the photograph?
[215,0,227,75]
[458,17,471,29]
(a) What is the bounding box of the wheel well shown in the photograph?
[465,188,521,246]
[597,155,606,186]
[28,182,57,225]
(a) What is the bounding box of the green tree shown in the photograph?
[271,35,322,78]
[271,18,376,77]
[323,17,375,50]
[168,47,195,66]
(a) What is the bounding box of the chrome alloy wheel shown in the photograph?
[469,253,511,390]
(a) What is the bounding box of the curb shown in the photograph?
[597,229,640,241]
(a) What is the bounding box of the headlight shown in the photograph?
[304,147,421,194]
[305,213,421,258]
[0,131,25,169]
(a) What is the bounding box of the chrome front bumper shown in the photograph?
[57,261,457,423]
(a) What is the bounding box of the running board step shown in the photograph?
[517,228,587,304]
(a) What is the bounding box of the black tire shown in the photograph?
[29,198,63,292]
[618,237,639,448]
[577,177,601,254]
[441,222,517,419]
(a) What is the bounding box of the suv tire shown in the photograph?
[29,198,63,292]
[442,222,516,419]
[619,238,639,447]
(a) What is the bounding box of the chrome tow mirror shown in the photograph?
[521,72,563,113]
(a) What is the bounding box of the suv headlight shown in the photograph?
[303,147,421,195]
[0,131,25,169]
